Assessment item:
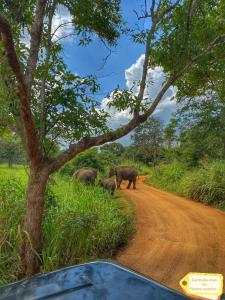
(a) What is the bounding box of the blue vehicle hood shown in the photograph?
[0,261,192,300]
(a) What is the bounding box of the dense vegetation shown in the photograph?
[148,161,225,210]
[0,165,134,285]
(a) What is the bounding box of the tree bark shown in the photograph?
[20,165,49,277]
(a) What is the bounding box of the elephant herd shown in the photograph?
[73,166,138,195]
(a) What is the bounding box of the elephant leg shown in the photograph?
[133,177,136,189]
[117,177,122,189]
[116,177,119,189]
[127,180,132,189]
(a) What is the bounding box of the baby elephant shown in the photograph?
[73,167,97,185]
[99,178,116,195]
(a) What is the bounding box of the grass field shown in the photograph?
[0,165,134,285]
[148,160,225,210]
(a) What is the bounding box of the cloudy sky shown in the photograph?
[53,0,177,144]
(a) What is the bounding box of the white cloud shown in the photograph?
[20,5,73,48]
[101,54,177,134]
[101,97,131,129]
[125,54,177,119]
[51,6,73,43]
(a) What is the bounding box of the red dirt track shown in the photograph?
[116,177,225,293]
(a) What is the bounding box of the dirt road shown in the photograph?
[116,177,225,293]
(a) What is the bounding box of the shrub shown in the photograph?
[147,160,225,208]
[179,161,225,205]
[148,161,187,192]
[59,148,105,176]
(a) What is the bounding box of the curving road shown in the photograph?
[116,177,225,293]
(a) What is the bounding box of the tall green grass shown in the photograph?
[0,176,26,284]
[0,166,134,285]
[42,178,134,272]
[148,160,225,209]
[148,161,187,192]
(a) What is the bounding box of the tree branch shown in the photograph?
[142,33,225,120]
[52,33,76,44]
[132,0,181,107]
[49,32,225,173]
[187,0,198,34]
[151,0,156,20]
[25,0,48,98]
[51,21,74,38]
[40,1,56,147]
[0,14,42,166]
[157,0,181,22]
[134,23,156,117]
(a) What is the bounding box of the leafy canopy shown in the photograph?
[0,0,123,153]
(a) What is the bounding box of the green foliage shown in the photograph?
[101,142,125,157]
[164,118,178,148]
[154,1,225,74]
[0,0,122,45]
[0,0,123,156]
[179,161,225,206]
[108,89,138,114]
[100,142,125,167]
[165,94,225,166]
[60,144,129,177]
[34,45,109,149]
[0,134,26,167]
[0,0,35,27]
[60,148,105,176]
[61,0,122,45]
[148,161,187,192]
[42,178,134,271]
[0,173,26,284]
[131,117,164,165]
[148,160,225,208]
[0,166,134,284]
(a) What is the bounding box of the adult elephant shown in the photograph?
[109,166,138,189]
[73,167,97,184]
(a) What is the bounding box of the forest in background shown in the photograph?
[1,85,225,210]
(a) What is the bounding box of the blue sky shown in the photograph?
[62,0,145,98]
[53,1,177,144]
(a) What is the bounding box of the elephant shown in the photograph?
[109,166,138,189]
[99,178,116,195]
[73,167,97,184]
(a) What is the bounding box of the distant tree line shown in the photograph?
[3,91,225,171]
[0,133,26,167]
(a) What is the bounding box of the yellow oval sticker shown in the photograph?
[180,273,223,299]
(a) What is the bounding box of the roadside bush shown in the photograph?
[147,160,225,208]
[148,161,187,192]
[59,148,105,177]
[179,161,225,205]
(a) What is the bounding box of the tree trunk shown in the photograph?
[20,166,49,277]
[8,158,12,168]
